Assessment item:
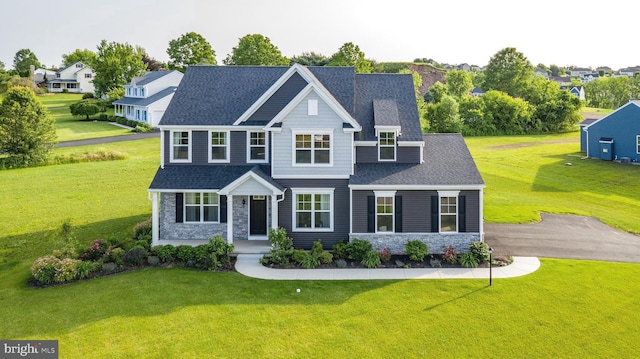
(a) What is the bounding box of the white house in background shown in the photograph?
[47,62,95,93]
[560,85,586,101]
[33,68,57,86]
[570,67,592,77]
[113,70,183,127]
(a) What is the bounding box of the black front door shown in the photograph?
[249,196,267,236]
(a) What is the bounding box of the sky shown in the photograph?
[1,0,638,71]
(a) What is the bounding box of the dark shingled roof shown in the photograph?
[350,134,484,186]
[149,165,283,191]
[354,73,422,142]
[113,87,177,107]
[373,99,400,127]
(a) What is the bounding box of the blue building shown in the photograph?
[580,100,640,162]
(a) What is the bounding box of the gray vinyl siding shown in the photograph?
[351,190,481,234]
[247,72,308,123]
[276,179,350,249]
[355,146,421,163]
[272,92,353,178]
[230,131,247,164]
[460,190,480,232]
[192,131,208,164]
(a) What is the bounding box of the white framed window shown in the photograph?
[439,191,459,233]
[184,192,219,222]
[292,188,334,231]
[52,83,61,88]
[637,135,640,154]
[293,131,332,165]
[375,193,394,233]
[171,130,191,162]
[84,73,92,79]
[56,73,60,79]
[379,132,396,161]
[134,88,138,96]
[209,131,229,162]
[248,131,267,162]
[136,110,140,120]
[141,88,145,97]
[126,88,131,96]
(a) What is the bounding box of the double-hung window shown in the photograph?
[637,135,640,154]
[171,130,190,162]
[379,132,396,161]
[209,131,229,162]
[375,194,394,232]
[248,131,267,162]
[292,189,333,231]
[440,195,457,233]
[294,132,331,165]
[184,192,219,222]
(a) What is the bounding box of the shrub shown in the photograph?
[361,251,381,268]
[75,260,97,279]
[193,245,210,267]
[82,93,95,99]
[346,239,373,262]
[267,228,293,265]
[469,241,490,263]
[133,218,152,242]
[105,247,125,266]
[155,245,176,263]
[318,251,333,264]
[442,245,458,264]
[124,246,147,266]
[299,252,320,269]
[208,235,234,265]
[331,240,348,259]
[175,245,195,263]
[459,252,479,268]
[311,240,324,256]
[379,247,391,262]
[405,240,429,262]
[98,113,108,121]
[81,239,107,261]
[133,123,155,133]
[31,256,57,284]
[292,249,307,265]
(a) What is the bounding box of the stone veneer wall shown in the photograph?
[349,233,482,254]
[160,193,227,240]
[233,196,248,240]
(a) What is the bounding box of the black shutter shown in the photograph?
[394,196,402,233]
[176,193,183,223]
[458,195,466,233]
[220,195,227,223]
[367,196,375,233]
[430,195,438,233]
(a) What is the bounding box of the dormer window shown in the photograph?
[379,132,396,161]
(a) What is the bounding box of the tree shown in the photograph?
[445,70,474,98]
[424,95,462,133]
[13,49,43,77]
[223,34,289,66]
[69,99,105,120]
[0,87,57,167]
[0,60,4,71]
[167,32,216,72]
[290,52,330,66]
[483,47,534,98]
[534,90,582,132]
[91,40,146,97]
[328,42,372,73]
[61,49,97,67]
[480,90,535,135]
[142,54,164,72]
[426,81,447,103]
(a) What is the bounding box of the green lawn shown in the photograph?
[466,132,640,234]
[1,132,640,357]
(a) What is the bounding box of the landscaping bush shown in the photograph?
[154,245,176,263]
[292,249,307,265]
[459,252,479,268]
[331,240,348,259]
[299,251,321,269]
[405,240,429,262]
[124,246,147,266]
[133,218,152,243]
[208,235,234,265]
[80,239,108,261]
[346,239,372,262]
[75,260,98,279]
[193,245,210,267]
[442,245,458,264]
[318,251,333,264]
[361,251,381,268]
[98,113,108,121]
[31,256,81,284]
[133,123,155,133]
[105,247,125,266]
[175,245,195,263]
[469,241,490,263]
[379,247,391,262]
[82,93,95,99]
[267,227,293,265]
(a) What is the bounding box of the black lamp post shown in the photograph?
[489,247,493,286]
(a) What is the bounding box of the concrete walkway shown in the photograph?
[235,254,540,280]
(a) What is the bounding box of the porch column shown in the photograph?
[151,192,159,247]
[226,195,233,244]
[271,194,278,230]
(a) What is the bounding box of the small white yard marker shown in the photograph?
[296,288,301,293]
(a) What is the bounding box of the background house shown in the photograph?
[47,62,95,93]
[560,85,586,101]
[113,70,183,127]
[580,100,640,162]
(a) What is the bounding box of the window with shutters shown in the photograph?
[184,192,219,223]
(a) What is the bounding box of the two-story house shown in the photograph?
[113,70,183,127]
[47,62,95,93]
[148,64,485,253]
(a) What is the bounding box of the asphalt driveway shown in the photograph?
[485,214,640,263]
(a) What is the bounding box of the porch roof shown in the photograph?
[148,164,283,192]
